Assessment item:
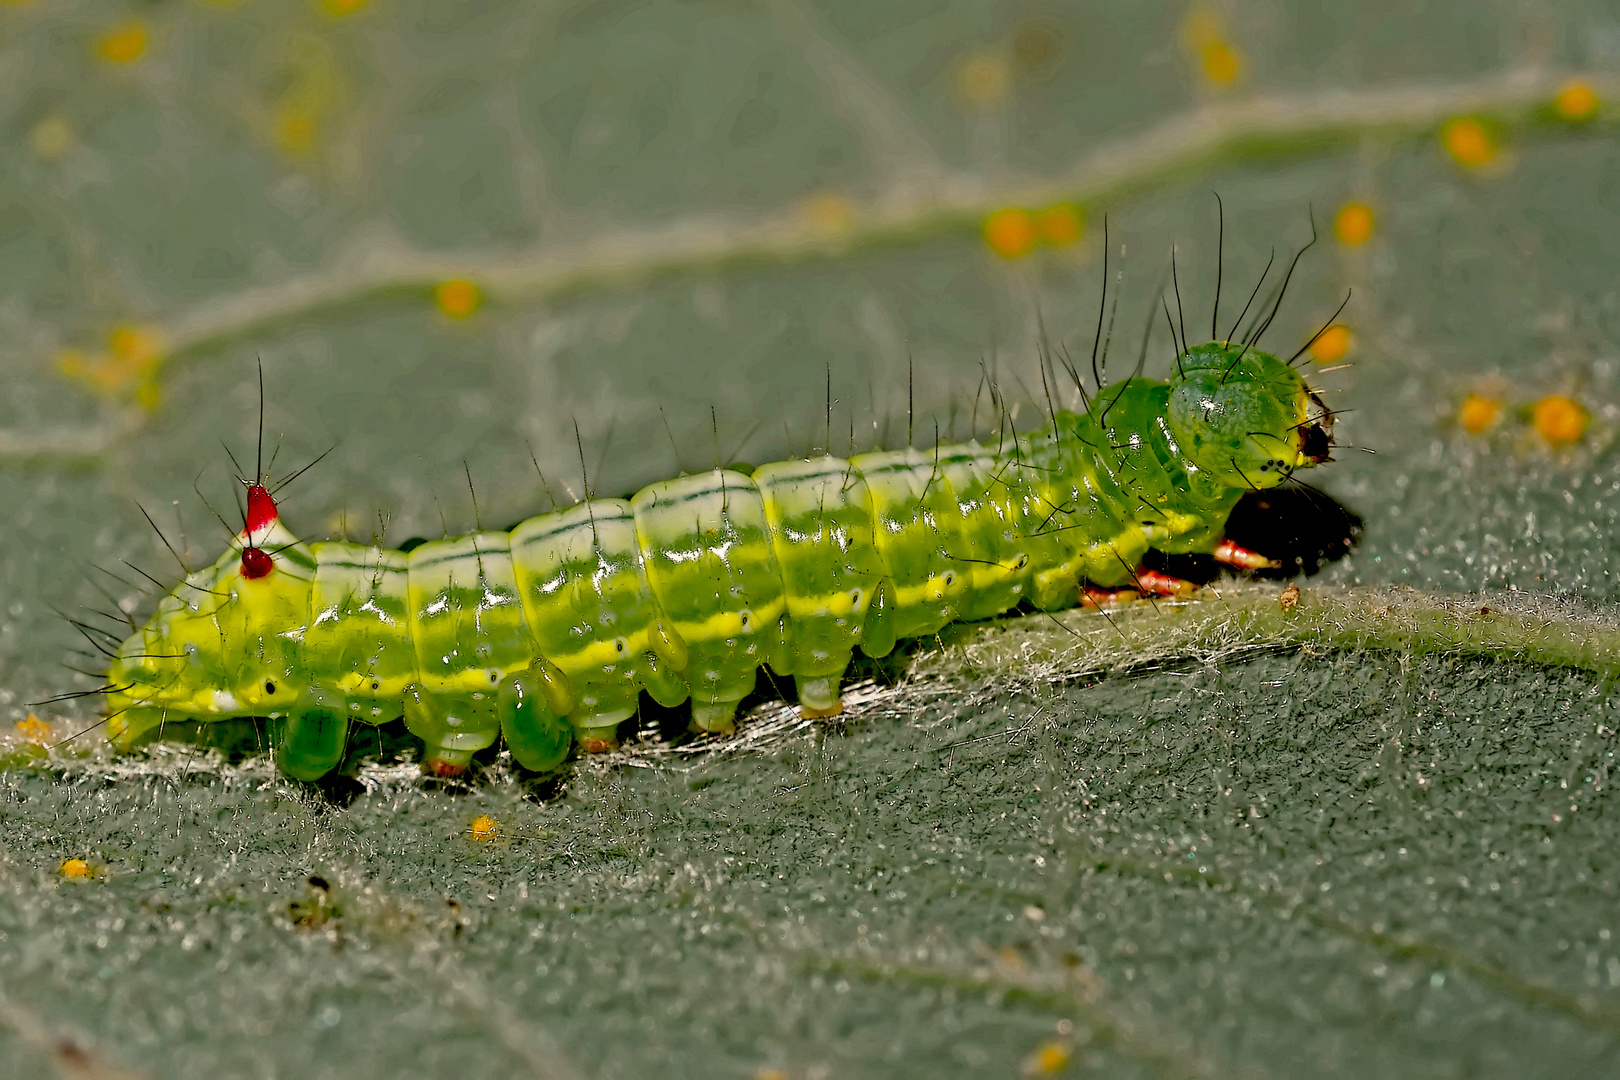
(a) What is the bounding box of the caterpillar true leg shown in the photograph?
[1213,538,1282,570]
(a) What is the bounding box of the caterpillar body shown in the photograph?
[102,341,1335,780]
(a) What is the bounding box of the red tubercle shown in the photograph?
[245,484,278,533]
[240,547,274,580]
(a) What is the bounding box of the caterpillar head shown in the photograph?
[106,485,315,725]
[1165,342,1334,490]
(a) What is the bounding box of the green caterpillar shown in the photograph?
[97,337,1334,781]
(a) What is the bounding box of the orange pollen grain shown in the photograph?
[1442,118,1496,169]
[805,191,853,234]
[435,280,481,319]
[1532,395,1589,447]
[1554,81,1599,122]
[1308,324,1352,364]
[954,51,1010,108]
[1199,40,1242,86]
[95,23,148,65]
[1033,204,1083,247]
[15,715,51,743]
[1334,202,1375,246]
[1026,1040,1073,1074]
[469,814,498,841]
[1458,394,1503,435]
[983,208,1037,259]
[275,109,318,154]
[61,859,92,879]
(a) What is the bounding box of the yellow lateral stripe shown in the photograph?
[543,633,657,673]
[334,672,416,698]
[669,597,786,644]
[785,591,861,619]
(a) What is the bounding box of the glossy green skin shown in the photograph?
[104,343,1320,779]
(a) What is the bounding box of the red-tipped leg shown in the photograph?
[1082,586,1140,609]
[1084,569,1200,608]
[1213,539,1281,571]
[1133,568,1200,597]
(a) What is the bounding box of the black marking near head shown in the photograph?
[1300,387,1335,464]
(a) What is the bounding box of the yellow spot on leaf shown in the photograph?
[435,280,481,319]
[983,208,1037,259]
[61,859,92,880]
[30,117,74,161]
[804,191,853,235]
[1182,9,1243,88]
[1308,324,1352,364]
[15,715,51,743]
[318,0,370,17]
[1441,117,1496,169]
[1034,204,1083,247]
[56,324,167,408]
[469,814,498,841]
[110,325,158,362]
[1022,1040,1072,1075]
[753,1070,789,1080]
[1458,394,1503,435]
[275,108,318,155]
[265,33,342,159]
[955,50,1010,108]
[95,23,149,65]
[1532,395,1588,447]
[1334,202,1375,246]
[1199,40,1242,86]
[1554,80,1599,122]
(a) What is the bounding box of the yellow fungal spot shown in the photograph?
[1033,204,1083,247]
[435,280,481,319]
[1441,117,1496,169]
[753,1070,789,1080]
[1334,202,1375,246]
[318,0,370,17]
[983,208,1037,259]
[60,859,92,880]
[1308,324,1352,364]
[15,715,51,743]
[804,190,853,235]
[955,49,1010,108]
[95,22,149,65]
[30,117,74,161]
[469,814,498,841]
[1531,395,1588,447]
[1199,40,1243,86]
[1182,9,1243,88]
[1022,1040,1072,1075]
[1554,80,1599,122]
[1457,394,1503,435]
[274,108,318,155]
[56,324,167,408]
